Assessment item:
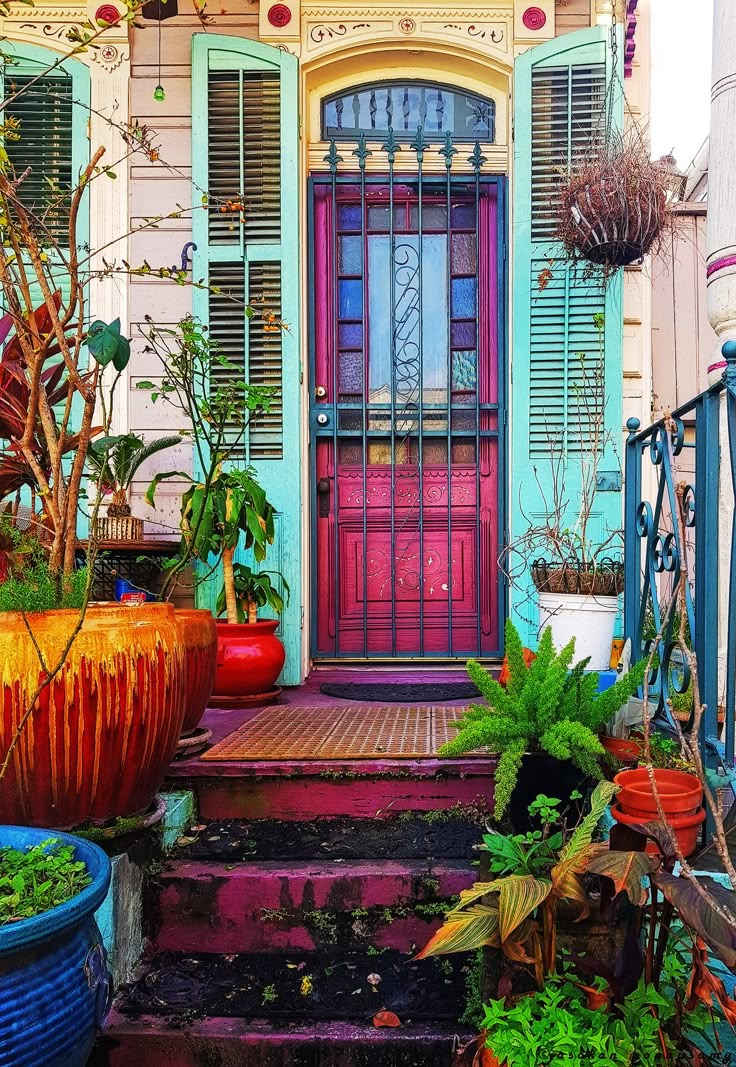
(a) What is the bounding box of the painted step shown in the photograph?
[151,859,474,954]
[174,811,487,861]
[167,756,495,821]
[116,948,468,1021]
[93,1013,474,1067]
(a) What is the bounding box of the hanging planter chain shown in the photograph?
[556,1,676,274]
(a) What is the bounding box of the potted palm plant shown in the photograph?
[142,318,286,708]
[212,561,289,705]
[87,432,182,541]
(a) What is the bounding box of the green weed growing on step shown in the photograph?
[261,908,287,922]
[305,909,339,944]
[261,984,278,1005]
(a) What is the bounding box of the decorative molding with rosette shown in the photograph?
[303,4,513,60]
[1,0,129,62]
[303,6,513,16]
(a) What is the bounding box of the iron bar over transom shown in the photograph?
[309,130,506,659]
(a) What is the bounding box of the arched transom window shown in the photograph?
[322,81,496,142]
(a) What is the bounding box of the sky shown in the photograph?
[649,0,713,170]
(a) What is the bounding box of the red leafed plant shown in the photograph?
[0,297,96,515]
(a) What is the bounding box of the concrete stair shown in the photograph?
[92,753,494,1065]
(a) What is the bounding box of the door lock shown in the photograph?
[315,385,327,399]
[317,477,331,518]
[317,413,329,426]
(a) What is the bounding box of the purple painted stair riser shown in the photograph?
[152,861,474,954]
[190,771,493,821]
[92,1014,470,1067]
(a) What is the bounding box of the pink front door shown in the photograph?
[311,175,504,658]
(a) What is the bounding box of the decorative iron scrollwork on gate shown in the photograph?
[624,351,736,778]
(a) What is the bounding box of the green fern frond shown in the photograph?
[492,741,526,820]
[531,627,555,677]
[466,659,513,716]
[504,618,528,700]
[536,656,571,735]
[441,720,505,757]
[541,720,605,781]
[588,659,646,733]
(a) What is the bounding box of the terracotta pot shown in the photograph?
[176,608,218,734]
[0,603,186,828]
[611,804,706,858]
[601,734,643,764]
[614,767,703,817]
[211,619,285,705]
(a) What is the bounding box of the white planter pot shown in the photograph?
[537,591,619,671]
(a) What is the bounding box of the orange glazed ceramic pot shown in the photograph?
[0,602,186,828]
[176,608,218,734]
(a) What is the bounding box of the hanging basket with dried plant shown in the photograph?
[557,140,677,273]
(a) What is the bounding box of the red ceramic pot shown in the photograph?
[614,768,703,817]
[611,803,706,858]
[176,608,218,735]
[211,619,285,706]
[0,603,186,828]
[601,734,643,764]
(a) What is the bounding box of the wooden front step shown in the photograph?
[168,757,495,821]
[93,1013,473,1067]
[150,859,474,954]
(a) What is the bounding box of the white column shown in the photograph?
[707,0,736,717]
[88,52,132,435]
[706,0,736,377]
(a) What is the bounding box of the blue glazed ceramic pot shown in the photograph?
[0,826,112,1067]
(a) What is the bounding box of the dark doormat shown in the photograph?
[319,681,481,702]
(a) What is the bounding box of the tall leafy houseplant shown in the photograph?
[141,317,282,619]
[443,619,645,820]
[142,318,288,703]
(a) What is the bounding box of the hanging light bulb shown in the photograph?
[153,17,165,102]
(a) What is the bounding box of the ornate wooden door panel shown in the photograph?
[311,148,505,659]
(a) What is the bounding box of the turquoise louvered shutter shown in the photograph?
[191,35,302,684]
[1,44,90,283]
[511,27,624,645]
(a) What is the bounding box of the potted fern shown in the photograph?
[87,433,182,541]
[441,619,645,827]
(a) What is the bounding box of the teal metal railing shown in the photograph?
[624,345,736,780]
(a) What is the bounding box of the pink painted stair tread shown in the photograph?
[199,705,477,761]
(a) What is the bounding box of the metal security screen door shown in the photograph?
[310,134,506,659]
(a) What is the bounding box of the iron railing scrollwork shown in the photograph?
[624,350,736,783]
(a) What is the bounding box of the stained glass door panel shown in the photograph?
[312,173,503,657]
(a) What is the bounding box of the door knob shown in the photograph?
[315,385,327,399]
[317,477,331,518]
